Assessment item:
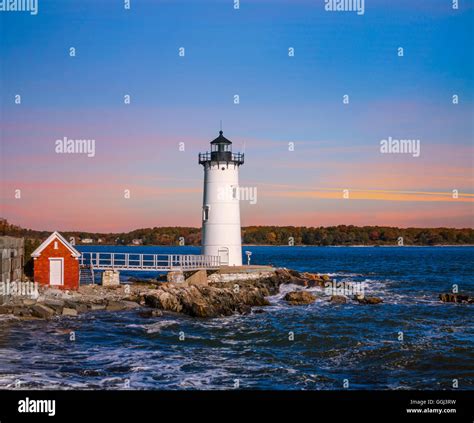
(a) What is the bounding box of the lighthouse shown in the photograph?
[199,131,245,266]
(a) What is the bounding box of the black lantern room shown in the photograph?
[199,131,244,166]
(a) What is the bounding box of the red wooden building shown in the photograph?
[31,232,81,290]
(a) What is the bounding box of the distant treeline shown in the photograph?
[2,219,473,246]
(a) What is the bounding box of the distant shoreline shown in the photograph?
[74,244,474,248]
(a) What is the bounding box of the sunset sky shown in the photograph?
[1,0,473,232]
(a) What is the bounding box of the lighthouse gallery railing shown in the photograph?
[79,253,222,271]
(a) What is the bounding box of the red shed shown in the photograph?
[31,231,81,290]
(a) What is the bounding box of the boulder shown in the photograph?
[355,295,383,305]
[62,307,78,316]
[184,270,208,286]
[439,293,473,304]
[138,309,163,318]
[0,305,13,315]
[64,301,88,313]
[284,291,316,305]
[145,291,183,313]
[105,301,128,311]
[43,299,65,313]
[287,269,302,278]
[88,303,106,311]
[329,295,347,304]
[145,283,269,318]
[302,273,326,288]
[30,304,55,319]
[121,300,140,309]
[13,307,32,317]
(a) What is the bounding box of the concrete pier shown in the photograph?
[102,270,120,287]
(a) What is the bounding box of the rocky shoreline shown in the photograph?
[0,268,471,320]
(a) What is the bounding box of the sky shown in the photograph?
[1,0,473,232]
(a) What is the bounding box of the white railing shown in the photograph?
[79,253,221,271]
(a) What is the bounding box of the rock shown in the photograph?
[287,269,302,278]
[366,297,383,304]
[302,272,321,281]
[30,304,55,319]
[0,305,13,315]
[439,293,472,304]
[329,295,347,304]
[284,291,316,305]
[88,303,106,311]
[22,299,37,306]
[138,309,163,318]
[321,275,331,282]
[62,307,78,316]
[121,300,140,309]
[123,294,142,303]
[64,301,88,313]
[290,277,309,287]
[184,270,208,286]
[13,306,32,317]
[42,299,65,313]
[302,273,326,288]
[355,295,383,305]
[145,283,269,318]
[145,291,182,313]
[105,301,128,311]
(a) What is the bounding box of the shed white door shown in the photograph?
[49,259,64,286]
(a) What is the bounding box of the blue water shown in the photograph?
[0,246,473,390]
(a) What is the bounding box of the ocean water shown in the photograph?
[0,246,473,390]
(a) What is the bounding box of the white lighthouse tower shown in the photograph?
[199,131,245,266]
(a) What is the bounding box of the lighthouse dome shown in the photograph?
[210,130,232,146]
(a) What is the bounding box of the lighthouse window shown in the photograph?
[203,205,210,221]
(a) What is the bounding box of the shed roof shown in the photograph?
[31,231,81,258]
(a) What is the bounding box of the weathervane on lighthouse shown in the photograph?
[199,130,245,266]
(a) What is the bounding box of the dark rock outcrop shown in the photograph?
[439,293,473,304]
[30,304,55,319]
[329,295,347,304]
[0,268,337,319]
[284,291,316,305]
[144,283,269,318]
[138,309,163,318]
[355,295,383,305]
[62,307,78,316]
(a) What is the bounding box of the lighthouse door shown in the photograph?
[217,248,229,266]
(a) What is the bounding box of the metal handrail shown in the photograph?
[79,252,221,271]
[198,152,244,164]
